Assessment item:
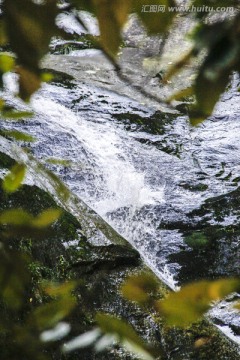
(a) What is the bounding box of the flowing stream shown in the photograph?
[1,35,240,348]
[3,68,240,343]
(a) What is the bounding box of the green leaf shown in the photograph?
[163,49,195,83]
[0,250,30,309]
[2,109,34,119]
[0,98,5,110]
[0,20,8,46]
[191,22,230,52]
[41,72,54,83]
[42,281,77,298]
[4,0,59,99]
[17,66,42,101]
[1,130,36,142]
[123,339,155,360]
[0,209,33,226]
[167,87,194,103]
[71,0,95,13]
[121,272,159,305]
[2,163,26,193]
[96,313,139,342]
[0,53,15,73]
[30,281,77,330]
[157,278,240,327]
[93,0,130,56]
[31,209,62,228]
[46,158,71,166]
[42,167,70,201]
[191,68,230,124]
[0,208,61,228]
[234,302,240,310]
[96,313,154,359]
[5,0,59,69]
[190,22,239,124]
[133,0,176,34]
[31,297,76,330]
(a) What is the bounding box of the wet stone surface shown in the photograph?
[2,64,240,325]
[1,15,240,355]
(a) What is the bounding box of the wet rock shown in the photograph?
[69,244,140,274]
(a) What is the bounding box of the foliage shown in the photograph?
[0,0,238,122]
[157,278,240,327]
[0,173,74,359]
[2,162,26,193]
[63,313,155,359]
[122,273,240,328]
[0,1,239,360]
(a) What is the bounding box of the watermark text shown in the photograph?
[141,5,235,13]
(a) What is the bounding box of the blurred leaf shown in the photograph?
[30,297,76,330]
[63,328,101,352]
[4,0,59,99]
[163,49,194,83]
[71,0,95,13]
[192,68,230,123]
[2,109,34,119]
[43,281,77,298]
[188,106,207,126]
[1,130,36,142]
[190,21,239,124]
[30,281,77,330]
[96,313,154,359]
[0,208,61,228]
[31,209,62,228]
[41,72,54,83]
[0,20,8,46]
[4,0,58,69]
[46,158,72,166]
[157,279,240,327]
[0,209,33,225]
[234,302,240,310]
[167,87,194,103]
[17,66,41,101]
[121,272,159,305]
[194,337,211,348]
[96,313,142,343]
[123,339,155,360]
[0,53,15,73]
[93,0,130,55]
[0,98,5,110]
[2,163,26,193]
[0,250,30,309]
[133,0,176,34]
[42,167,70,201]
[191,22,230,50]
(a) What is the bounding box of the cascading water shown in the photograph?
[2,50,240,347]
[3,72,179,288]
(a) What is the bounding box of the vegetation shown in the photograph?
[0,0,239,359]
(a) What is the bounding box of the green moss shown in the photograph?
[179,182,208,192]
[0,157,238,359]
[113,111,176,136]
[0,152,16,169]
[153,316,240,360]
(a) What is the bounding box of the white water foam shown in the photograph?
[29,91,178,290]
